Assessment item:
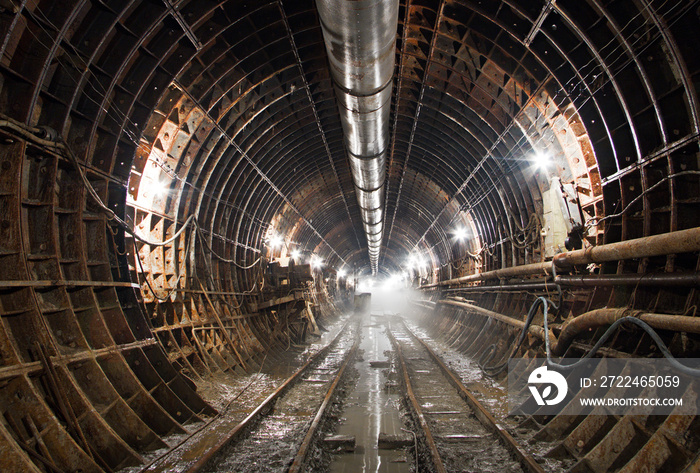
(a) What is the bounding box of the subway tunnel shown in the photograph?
[0,0,699,471]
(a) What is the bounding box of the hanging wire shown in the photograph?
[583,171,700,231]
[6,0,275,232]
[135,225,194,302]
[0,112,265,316]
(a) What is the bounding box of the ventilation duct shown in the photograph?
[316,0,398,274]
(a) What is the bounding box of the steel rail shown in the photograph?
[388,319,547,473]
[184,318,356,472]
[385,322,447,473]
[287,335,360,473]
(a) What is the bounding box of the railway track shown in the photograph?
[386,316,546,473]
[184,315,360,473]
[133,315,360,473]
[141,311,545,473]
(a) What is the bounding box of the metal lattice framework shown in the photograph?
[0,0,698,471]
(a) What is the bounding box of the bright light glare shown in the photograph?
[356,278,374,293]
[269,233,284,249]
[337,269,346,278]
[532,151,550,169]
[152,180,167,197]
[290,249,301,260]
[382,273,405,290]
[454,226,468,241]
[310,255,323,269]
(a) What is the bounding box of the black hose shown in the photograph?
[478,298,545,377]
[540,296,700,376]
[478,295,700,378]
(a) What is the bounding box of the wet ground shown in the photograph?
[388,319,523,473]
[125,314,354,473]
[121,303,564,473]
[200,317,360,473]
[325,311,412,473]
[404,318,570,473]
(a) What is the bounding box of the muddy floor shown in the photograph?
[122,306,569,473]
[124,314,354,473]
[199,318,360,473]
[322,312,413,473]
[404,319,572,473]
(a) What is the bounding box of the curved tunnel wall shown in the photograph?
[0,0,698,471]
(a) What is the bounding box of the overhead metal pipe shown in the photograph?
[423,227,700,288]
[316,0,398,274]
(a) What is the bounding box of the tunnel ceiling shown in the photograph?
[1,0,699,278]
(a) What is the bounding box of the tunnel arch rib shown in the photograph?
[0,0,698,471]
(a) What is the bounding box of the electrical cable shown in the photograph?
[11,0,692,273]
[584,171,700,231]
[194,222,262,269]
[0,116,266,309]
[428,1,691,261]
[538,297,700,377]
[476,296,700,378]
[478,297,549,377]
[3,2,272,234]
[0,115,263,261]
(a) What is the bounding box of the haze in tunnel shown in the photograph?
[0,0,699,472]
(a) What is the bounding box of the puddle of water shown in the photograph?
[329,312,412,473]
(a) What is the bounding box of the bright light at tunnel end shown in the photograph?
[356,278,374,293]
[382,273,407,290]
